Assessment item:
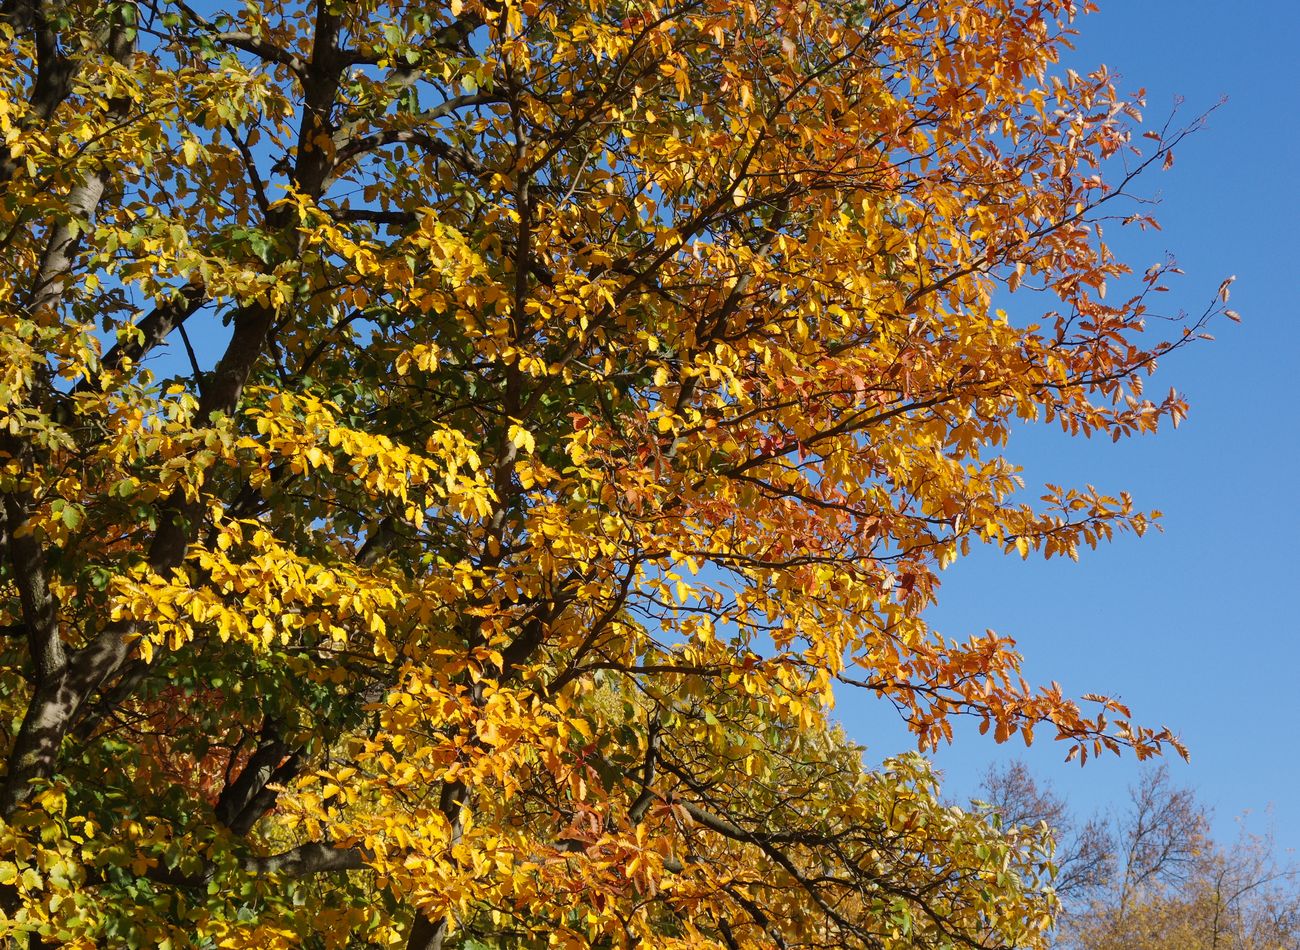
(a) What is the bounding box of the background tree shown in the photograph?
[0,0,1223,946]
[981,764,1300,950]
[979,760,1116,902]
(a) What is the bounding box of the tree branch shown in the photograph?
[72,283,207,394]
[147,841,370,887]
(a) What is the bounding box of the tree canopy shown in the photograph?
[0,0,1223,946]
[981,764,1300,950]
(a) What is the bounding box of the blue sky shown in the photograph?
[839,0,1300,850]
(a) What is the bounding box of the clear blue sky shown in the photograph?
[838,0,1300,851]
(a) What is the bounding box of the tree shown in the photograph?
[0,0,1222,946]
[978,760,1116,902]
[983,765,1300,950]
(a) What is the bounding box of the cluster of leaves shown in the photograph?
[0,0,1225,946]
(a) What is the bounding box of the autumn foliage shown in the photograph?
[0,0,1223,946]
